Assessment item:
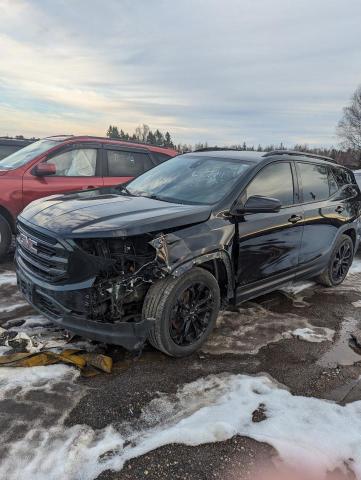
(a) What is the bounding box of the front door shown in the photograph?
[235,161,304,295]
[22,144,104,208]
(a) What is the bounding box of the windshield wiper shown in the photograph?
[118,184,134,196]
[133,192,173,202]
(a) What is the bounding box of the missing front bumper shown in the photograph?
[16,268,154,351]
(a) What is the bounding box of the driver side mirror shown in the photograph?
[32,163,56,177]
[231,195,282,216]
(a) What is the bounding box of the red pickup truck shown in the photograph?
[0,135,178,258]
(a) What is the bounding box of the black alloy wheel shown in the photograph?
[169,282,214,346]
[316,234,354,287]
[143,267,220,357]
[331,239,353,283]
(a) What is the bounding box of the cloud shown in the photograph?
[0,0,361,146]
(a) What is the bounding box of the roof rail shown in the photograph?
[45,134,74,138]
[57,135,177,151]
[264,150,336,163]
[195,147,245,152]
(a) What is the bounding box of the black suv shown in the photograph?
[16,150,361,356]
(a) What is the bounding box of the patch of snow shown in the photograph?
[280,281,314,295]
[0,271,17,287]
[0,302,28,313]
[289,327,335,343]
[352,300,361,308]
[3,373,361,479]
[0,345,12,355]
[0,364,78,401]
[8,314,53,331]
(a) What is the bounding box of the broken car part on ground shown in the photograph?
[15,150,361,356]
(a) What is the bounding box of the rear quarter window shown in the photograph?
[298,162,337,202]
[332,167,354,187]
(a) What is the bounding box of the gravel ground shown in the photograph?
[1,252,361,480]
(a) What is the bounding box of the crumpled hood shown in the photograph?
[19,190,212,238]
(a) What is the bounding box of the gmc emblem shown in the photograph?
[18,233,38,254]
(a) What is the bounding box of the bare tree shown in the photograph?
[134,124,150,143]
[338,85,361,152]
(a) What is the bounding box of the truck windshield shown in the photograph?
[127,155,252,205]
[0,139,58,170]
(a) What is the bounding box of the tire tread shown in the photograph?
[316,234,354,287]
[143,268,220,356]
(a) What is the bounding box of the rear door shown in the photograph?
[22,143,104,207]
[296,162,355,268]
[102,145,156,187]
[236,161,304,292]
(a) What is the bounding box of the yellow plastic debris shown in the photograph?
[0,349,113,375]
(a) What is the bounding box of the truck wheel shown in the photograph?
[143,267,220,357]
[0,214,12,260]
[316,234,354,287]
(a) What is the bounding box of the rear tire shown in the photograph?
[142,267,220,357]
[316,234,354,287]
[0,214,12,260]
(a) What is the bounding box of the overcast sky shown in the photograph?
[0,0,360,147]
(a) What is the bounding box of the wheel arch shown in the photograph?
[170,251,235,302]
[342,227,357,249]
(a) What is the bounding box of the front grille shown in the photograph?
[16,221,69,282]
[37,293,63,317]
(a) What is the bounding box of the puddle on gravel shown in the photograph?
[318,317,361,368]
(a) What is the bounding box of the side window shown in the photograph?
[106,150,153,177]
[46,149,97,177]
[298,163,336,202]
[245,162,294,206]
[333,167,353,188]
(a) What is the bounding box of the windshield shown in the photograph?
[0,139,58,170]
[127,155,252,205]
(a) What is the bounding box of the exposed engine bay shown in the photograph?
[75,235,165,324]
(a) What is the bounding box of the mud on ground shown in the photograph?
[1,253,361,480]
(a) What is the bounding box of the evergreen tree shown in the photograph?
[154,129,164,146]
[164,132,174,148]
[106,125,120,139]
[146,131,156,144]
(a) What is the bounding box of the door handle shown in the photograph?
[82,185,96,190]
[335,205,344,214]
[288,214,303,224]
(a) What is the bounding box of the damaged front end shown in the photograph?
[16,220,167,351]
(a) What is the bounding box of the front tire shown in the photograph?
[316,234,354,287]
[142,267,220,357]
[0,214,12,260]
